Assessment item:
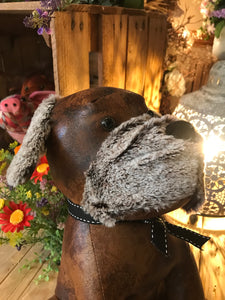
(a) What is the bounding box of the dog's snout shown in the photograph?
[166,120,197,141]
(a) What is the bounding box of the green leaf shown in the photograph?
[215,20,225,38]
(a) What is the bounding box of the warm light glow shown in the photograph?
[168,209,225,231]
[203,135,225,163]
[182,29,189,39]
[182,28,194,48]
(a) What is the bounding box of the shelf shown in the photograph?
[0,1,40,14]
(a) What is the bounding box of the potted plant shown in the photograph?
[200,0,225,59]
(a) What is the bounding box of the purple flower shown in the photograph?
[37,27,44,35]
[41,0,63,12]
[16,244,22,251]
[45,27,52,34]
[211,8,225,18]
[36,8,44,16]
[36,197,49,208]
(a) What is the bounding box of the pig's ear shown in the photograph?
[29,90,55,104]
[6,94,57,187]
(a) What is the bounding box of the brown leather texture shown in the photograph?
[45,87,205,300]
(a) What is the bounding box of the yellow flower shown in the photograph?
[35,192,41,199]
[10,209,24,225]
[26,191,32,199]
[0,198,5,210]
[41,207,49,216]
[5,232,23,247]
[51,186,57,192]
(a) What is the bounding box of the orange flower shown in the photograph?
[14,145,21,155]
[0,201,34,233]
[31,156,49,183]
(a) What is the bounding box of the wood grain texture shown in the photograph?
[51,11,91,96]
[0,244,57,300]
[0,2,40,14]
[100,14,128,88]
[143,13,167,111]
[125,15,148,95]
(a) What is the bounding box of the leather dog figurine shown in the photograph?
[7,87,208,300]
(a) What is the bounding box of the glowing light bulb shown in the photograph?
[203,135,225,163]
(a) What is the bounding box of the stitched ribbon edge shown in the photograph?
[67,198,210,256]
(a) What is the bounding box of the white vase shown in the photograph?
[212,26,225,60]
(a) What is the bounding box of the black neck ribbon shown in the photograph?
[67,198,210,257]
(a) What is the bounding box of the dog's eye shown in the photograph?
[101,117,116,131]
[147,110,155,117]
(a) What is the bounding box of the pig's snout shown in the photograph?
[0,97,21,115]
[166,120,199,141]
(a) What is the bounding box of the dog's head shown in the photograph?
[6,87,205,227]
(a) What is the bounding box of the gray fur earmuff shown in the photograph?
[82,114,205,227]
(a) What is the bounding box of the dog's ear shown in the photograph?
[6,94,57,187]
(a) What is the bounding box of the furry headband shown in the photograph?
[82,114,205,227]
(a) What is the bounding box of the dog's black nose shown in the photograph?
[166,120,198,141]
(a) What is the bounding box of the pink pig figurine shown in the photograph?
[0,91,54,143]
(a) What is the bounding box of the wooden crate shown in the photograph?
[51,4,167,111]
[0,2,53,99]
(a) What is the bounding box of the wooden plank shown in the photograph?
[125,15,148,95]
[192,63,205,92]
[201,62,213,87]
[19,262,58,300]
[199,233,225,300]
[100,14,128,88]
[143,14,167,111]
[0,244,32,283]
[51,11,91,96]
[65,4,149,16]
[0,2,40,14]
[0,244,45,299]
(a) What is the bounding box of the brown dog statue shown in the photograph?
[7,87,209,300]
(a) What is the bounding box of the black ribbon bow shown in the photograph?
[67,198,210,256]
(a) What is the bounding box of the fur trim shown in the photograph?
[82,114,205,227]
[6,94,57,187]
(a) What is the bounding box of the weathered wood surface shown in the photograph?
[0,1,40,14]
[100,14,128,88]
[143,13,167,110]
[65,4,153,16]
[125,15,148,95]
[0,244,57,299]
[51,11,91,97]
[167,210,225,300]
[51,8,167,111]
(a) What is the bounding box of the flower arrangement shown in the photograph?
[200,0,225,38]
[0,142,67,282]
